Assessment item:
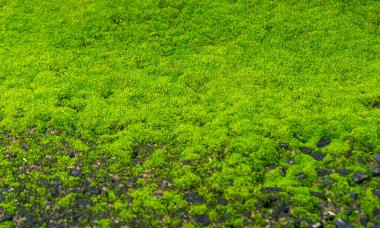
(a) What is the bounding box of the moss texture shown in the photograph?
[0,0,380,227]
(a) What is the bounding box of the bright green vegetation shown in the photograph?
[0,0,380,227]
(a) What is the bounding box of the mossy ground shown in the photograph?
[0,0,380,227]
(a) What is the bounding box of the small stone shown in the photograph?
[294,135,304,142]
[219,213,231,222]
[323,178,335,187]
[272,203,289,215]
[317,137,331,148]
[360,216,370,227]
[373,103,380,109]
[317,169,332,177]
[311,191,324,199]
[280,167,287,177]
[132,148,140,157]
[279,143,289,150]
[91,187,101,196]
[286,159,295,165]
[312,152,326,161]
[352,171,368,183]
[375,154,380,163]
[349,192,358,200]
[242,210,251,218]
[217,197,228,206]
[312,222,322,228]
[371,167,380,176]
[261,187,283,194]
[265,165,277,172]
[297,172,308,180]
[69,152,76,158]
[300,147,312,154]
[334,218,355,228]
[373,207,380,216]
[21,145,29,152]
[195,215,210,225]
[181,160,193,166]
[184,192,204,204]
[71,170,81,177]
[154,189,163,197]
[339,169,350,176]
[0,213,13,222]
[132,158,140,164]
[3,131,10,136]
[51,184,60,198]
[372,189,380,199]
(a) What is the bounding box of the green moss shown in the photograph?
[0,0,379,226]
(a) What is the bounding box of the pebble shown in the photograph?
[280,167,287,177]
[372,189,380,199]
[297,172,308,180]
[21,145,29,152]
[312,222,322,228]
[317,169,332,177]
[69,152,76,158]
[71,170,82,177]
[294,135,304,142]
[317,137,331,148]
[181,160,194,166]
[286,159,295,165]
[217,197,228,206]
[349,192,358,200]
[261,187,283,194]
[195,215,210,225]
[339,169,350,176]
[373,207,380,216]
[312,152,326,161]
[375,154,380,163]
[334,218,355,228]
[51,184,60,198]
[352,171,368,183]
[279,143,289,150]
[184,191,204,204]
[371,167,380,176]
[272,203,289,216]
[265,165,277,172]
[300,147,312,154]
[0,213,13,222]
[311,191,324,199]
[360,216,370,227]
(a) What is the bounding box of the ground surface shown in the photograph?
[0,0,380,227]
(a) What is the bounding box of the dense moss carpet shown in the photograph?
[0,0,379,227]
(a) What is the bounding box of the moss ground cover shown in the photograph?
[0,0,380,226]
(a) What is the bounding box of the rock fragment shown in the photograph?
[300,147,312,154]
[297,172,308,180]
[312,152,326,161]
[195,215,210,225]
[317,137,331,148]
[352,171,368,183]
[334,218,355,228]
